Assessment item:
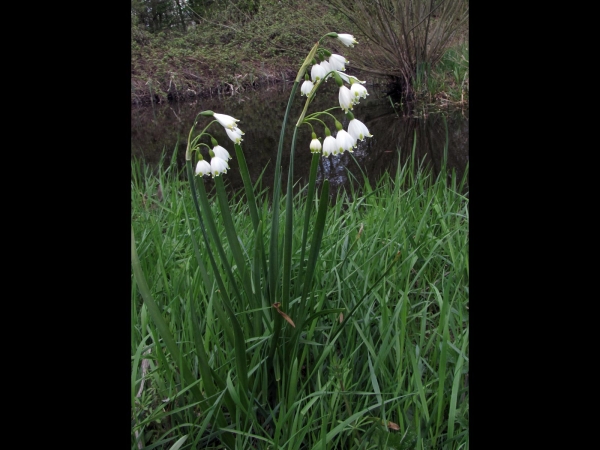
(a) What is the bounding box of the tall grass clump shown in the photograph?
[132,32,468,449]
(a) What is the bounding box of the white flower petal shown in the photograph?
[322,136,337,157]
[337,33,358,47]
[351,83,369,101]
[338,86,354,112]
[329,54,348,71]
[310,138,322,153]
[213,113,239,130]
[336,130,355,153]
[300,80,314,96]
[348,118,373,141]
[225,127,244,144]
[195,160,211,176]
[210,157,229,177]
[212,145,231,161]
[311,64,327,83]
[320,60,333,80]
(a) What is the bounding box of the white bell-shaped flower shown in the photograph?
[212,145,231,161]
[213,113,239,130]
[336,33,358,47]
[320,60,333,80]
[310,138,322,153]
[329,54,348,71]
[210,156,229,177]
[348,118,373,141]
[322,135,337,157]
[300,79,314,96]
[338,86,354,113]
[195,159,211,176]
[311,64,327,83]
[226,127,244,144]
[351,83,369,102]
[336,130,356,153]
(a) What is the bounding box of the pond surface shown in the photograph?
[131,81,468,196]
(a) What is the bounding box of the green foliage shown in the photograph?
[131,0,354,104]
[131,146,469,448]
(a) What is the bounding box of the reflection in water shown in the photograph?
[131,82,468,196]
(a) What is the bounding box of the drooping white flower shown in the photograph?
[310,138,322,153]
[337,33,358,47]
[351,83,369,101]
[212,145,231,161]
[336,130,356,153]
[300,79,314,96]
[329,54,348,71]
[348,118,373,141]
[225,126,244,144]
[335,71,365,85]
[210,156,229,177]
[311,64,327,83]
[322,135,337,157]
[338,86,354,112]
[195,159,211,176]
[320,60,333,80]
[213,113,239,130]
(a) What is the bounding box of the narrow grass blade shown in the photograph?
[131,227,201,403]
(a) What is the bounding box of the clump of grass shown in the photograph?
[131,144,469,449]
[415,43,469,107]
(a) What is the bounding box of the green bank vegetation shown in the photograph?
[131,146,469,449]
[131,0,468,107]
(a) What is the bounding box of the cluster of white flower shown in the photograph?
[300,33,373,158]
[194,113,243,178]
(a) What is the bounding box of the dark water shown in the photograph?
[131,81,468,196]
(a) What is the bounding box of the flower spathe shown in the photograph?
[338,86,354,112]
[212,145,231,161]
[348,118,372,141]
[329,54,348,71]
[213,113,239,130]
[225,127,244,144]
[336,130,356,153]
[195,159,211,176]
[300,79,314,96]
[351,83,369,102]
[310,138,322,153]
[210,156,229,177]
[322,135,337,157]
[337,33,358,47]
[311,64,327,83]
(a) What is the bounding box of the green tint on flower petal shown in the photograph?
[329,54,348,71]
[337,33,358,47]
[348,118,373,142]
[336,130,355,153]
[210,156,229,177]
[338,86,354,112]
[322,135,337,157]
[311,64,327,83]
[225,127,244,144]
[195,160,211,176]
[310,138,322,153]
[213,113,239,130]
[351,83,369,100]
